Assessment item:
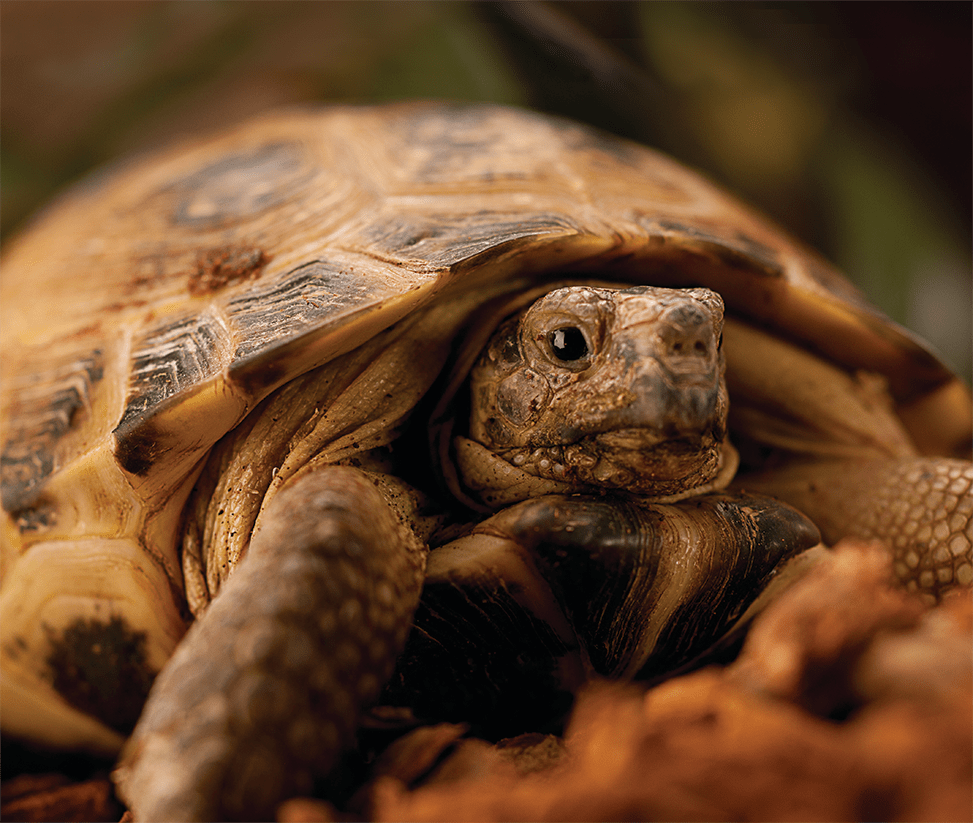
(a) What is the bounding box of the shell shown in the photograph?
[3,104,963,528]
[1,102,969,756]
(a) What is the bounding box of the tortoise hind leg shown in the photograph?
[114,466,427,822]
[740,457,972,600]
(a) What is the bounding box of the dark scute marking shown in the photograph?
[395,104,527,183]
[188,244,271,296]
[368,212,580,266]
[227,259,377,364]
[115,312,226,439]
[113,420,170,477]
[639,218,785,279]
[401,104,674,191]
[1,350,104,513]
[5,634,29,662]
[727,230,787,277]
[168,142,308,227]
[2,440,56,514]
[84,356,105,385]
[11,499,58,534]
[44,616,154,734]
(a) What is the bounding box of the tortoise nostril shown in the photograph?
[658,304,717,361]
[664,331,712,359]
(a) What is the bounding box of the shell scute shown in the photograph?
[641,218,787,280]
[380,104,563,186]
[222,251,439,390]
[374,104,694,216]
[161,141,312,229]
[363,211,584,269]
[226,259,382,362]
[1,347,107,513]
[117,311,231,439]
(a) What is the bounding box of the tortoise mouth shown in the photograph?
[590,427,693,452]
[579,429,723,487]
[489,427,727,497]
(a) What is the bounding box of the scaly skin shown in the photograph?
[114,467,426,822]
[739,458,972,601]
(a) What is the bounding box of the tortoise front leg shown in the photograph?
[739,457,972,600]
[114,466,427,822]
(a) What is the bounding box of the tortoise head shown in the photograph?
[460,285,733,505]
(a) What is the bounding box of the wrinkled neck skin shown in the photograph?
[455,285,735,510]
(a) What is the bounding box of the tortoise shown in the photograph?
[1,102,970,821]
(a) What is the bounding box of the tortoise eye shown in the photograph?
[550,327,589,362]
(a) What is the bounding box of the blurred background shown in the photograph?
[2,0,970,381]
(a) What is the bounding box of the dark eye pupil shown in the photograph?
[550,327,588,361]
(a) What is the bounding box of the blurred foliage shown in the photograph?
[1,0,969,380]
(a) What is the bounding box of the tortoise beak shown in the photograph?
[557,295,726,444]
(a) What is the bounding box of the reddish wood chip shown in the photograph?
[0,775,120,823]
[276,797,340,823]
